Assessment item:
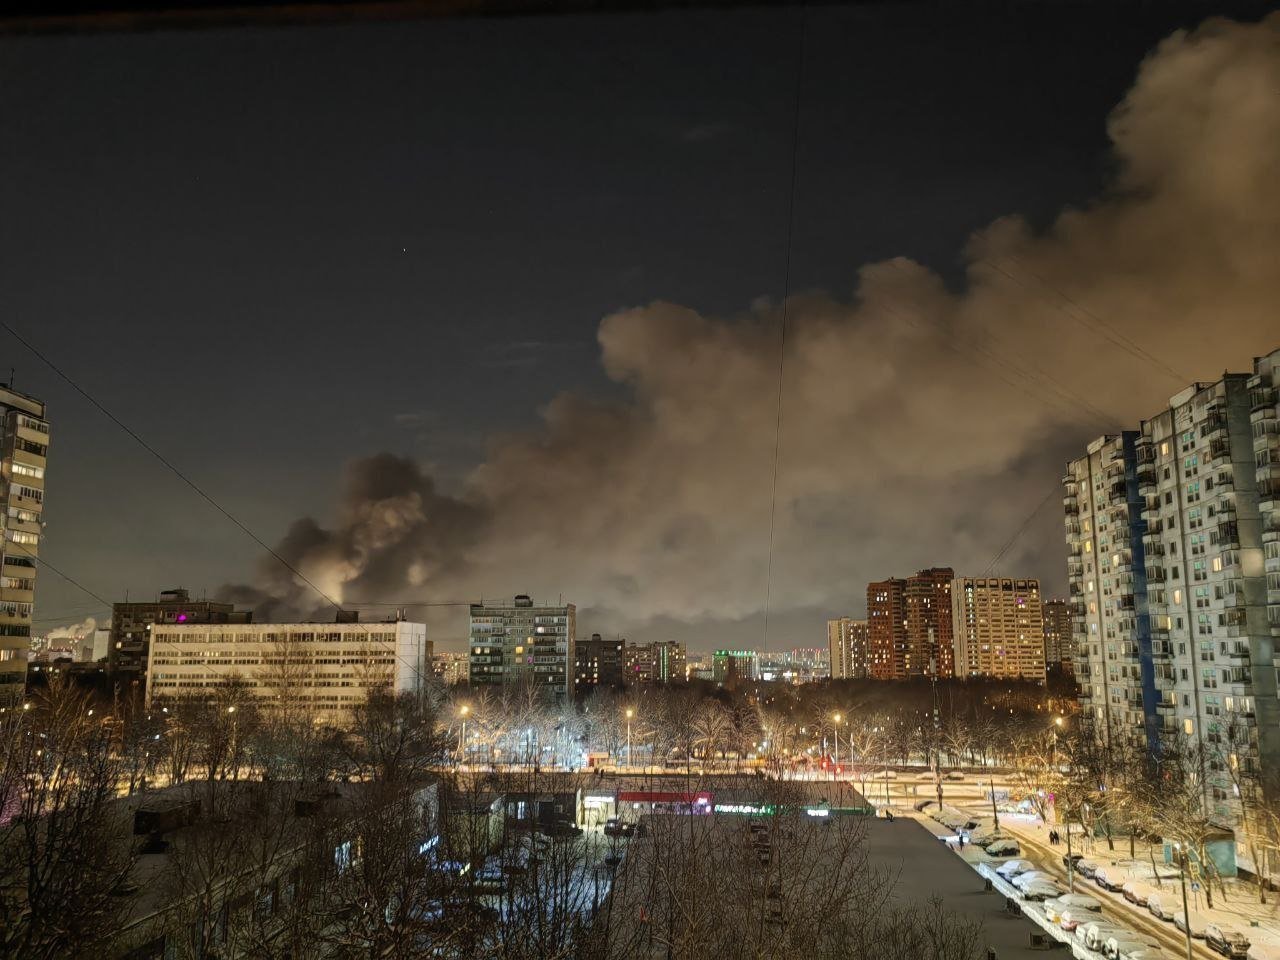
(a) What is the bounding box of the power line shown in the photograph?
[1,321,430,686]
[760,3,807,655]
[3,538,112,609]
[982,484,1062,577]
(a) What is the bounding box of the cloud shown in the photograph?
[40,617,98,642]
[224,14,1280,632]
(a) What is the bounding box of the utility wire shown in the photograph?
[2,321,431,686]
[761,3,807,655]
[982,484,1062,577]
[3,538,112,609]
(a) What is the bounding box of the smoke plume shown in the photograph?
[224,15,1280,637]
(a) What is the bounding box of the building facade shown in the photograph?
[1041,598,1072,673]
[146,616,428,725]
[1065,348,1280,833]
[576,633,625,693]
[950,577,1046,681]
[712,649,758,683]
[1,384,48,707]
[431,651,470,686]
[468,595,576,705]
[623,640,686,685]
[109,588,236,691]
[827,618,869,679]
[866,568,954,680]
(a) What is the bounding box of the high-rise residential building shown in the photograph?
[1064,432,1154,752]
[147,615,428,726]
[1,384,48,707]
[576,633,625,693]
[623,639,686,685]
[950,577,1046,681]
[866,568,954,680]
[866,578,906,679]
[431,651,470,686]
[712,649,757,683]
[1066,347,1280,832]
[827,618,869,679]
[109,588,237,692]
[1041,598,1073,674]
[1137,362,1280,825]
[468,595,576,705]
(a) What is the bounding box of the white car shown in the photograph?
[1020,880,1064,901]
[1012,870,1054,890]
[1055,892,1102,912]
[1121,880,1157,907]
[1146,890,1175,920]
[985,838,1020,857]
[996,858,1035,878]
[1103,934,1162,959]
[1058,907,1095,932]
[1173,910,1207,939]
[1078,920,1128,951]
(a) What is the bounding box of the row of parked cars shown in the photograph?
[1062,854,1253,959]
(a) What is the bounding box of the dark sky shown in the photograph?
[5,1,1275,650]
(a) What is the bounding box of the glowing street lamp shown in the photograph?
[458,705,470,764]
[626,708,635,771]
[832,713,843,780]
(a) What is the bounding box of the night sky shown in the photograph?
[5,1,1277,651]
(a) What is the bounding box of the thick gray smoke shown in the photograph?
[224,15,1280,636]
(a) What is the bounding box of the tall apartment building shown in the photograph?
[1041,598,1073,674]
[624,640,686,685]
[866,568,954,679]
[951,577,1046,681]
[712,649,758,683]
[1064,432,1154,752]
[1138,365,1280,825]
[146,615,428,726]
[575,633,625,693]
[431,651,470,686]
[468,595,576,705]
[1066,348,1280,831]
[827,618,869,679]
[1,384,48,706]
[109,588,236,691]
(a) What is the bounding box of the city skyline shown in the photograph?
[6,5,1280,655]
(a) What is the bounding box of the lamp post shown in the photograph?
[1173,842,1194,960]
[458,705,470,766]
[226,706,237,780]
[1052,715,1063,766]
[832,713,842,781]
[626,708,634,772]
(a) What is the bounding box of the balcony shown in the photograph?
[1216,470,1235,490]
[1136,469,1157,492]
[1202,411,1229,437]
[1109,480,1128,500]
[1259,479,1278,510]
[1252,387,1277,413]
[1145,541,1166,557]
[1144,518,1165,538]
[1064,501,1080,516]
[1146,567,1166,583]
[1212,520,1240,548]
[1208,438,1232,463]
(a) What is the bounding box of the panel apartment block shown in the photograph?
[469,595,576,705]
[951,577,1046,681]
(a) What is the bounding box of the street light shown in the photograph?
[832,713,842,781]
[458,705,470,765]
[625,708,634,771]
[1172,842,1194,960]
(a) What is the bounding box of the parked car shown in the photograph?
[1093,866,1127,891]
[1058,908,1093,932]
[1077,921,1128,951]
[603,818,623,837]
[1205,923,1251,959]
[985,839,1020,857]
[1103,934,1162,959]
[1012,870,1055,891]
[1146,890,1174,920]
[1054,892,1102,914]
[1120,947,1167,960]
[1020,880,1064,901]
[945,771,966,781]
[872,769,898,780]
[996,859,1035,878]
[1075,858,1101,879]
[1062,852,1083,872]
[1121,880,1157,907]
[1173,910,1207,939]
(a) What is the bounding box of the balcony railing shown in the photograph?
[1212,521,1240,547]
[1252,387,1277,412]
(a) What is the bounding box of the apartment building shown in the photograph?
[1041,598,1073,674]
[468,595,576,705]
[623,639,686,685]
[866,568,954,679]
[109,588,237,691]
[950,577,1046,681]
[146,616,429,726]
[1064,432,1154,752]
[712,649,758,683]
[827,618,869,679]
[1,383,48,707]
[1138,365,1280,826]
[575,632,625,692]
[431,651,470,686]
